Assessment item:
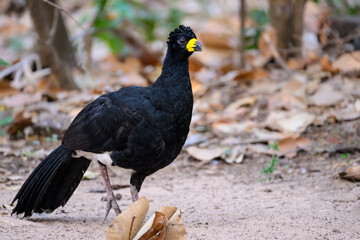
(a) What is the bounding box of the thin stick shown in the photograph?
[239,0,246,68]
[40,0,86,31]
[129,214,136,240]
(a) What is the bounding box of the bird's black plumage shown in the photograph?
[11,25,201,218]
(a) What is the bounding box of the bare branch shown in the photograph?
[40,0,86,31]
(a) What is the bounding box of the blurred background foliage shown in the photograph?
[90,0,183,56]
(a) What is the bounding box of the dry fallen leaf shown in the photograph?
[308,83,343,107]
[268,94,307,111]
[233,69,269,82]
[0,81,18,98]
[118,72,148,87]
[320,54,338,74]
[107,197,149,240]
[332,104,360,121]
[333,51,360,73]
[162,208,186,240]
[186,146,222,162]
[134,206,186,240]
[339,165,360,181]
[222,145,246,164]
[224,96,257,114]
[213,121,256,136]
[1,92,42,107]
[137,212,167,240]
[265,110,315,134]
[7,111,32,139]
[247,144,281,156]
[276,137,311,157]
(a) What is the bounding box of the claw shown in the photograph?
[103,194,121,221]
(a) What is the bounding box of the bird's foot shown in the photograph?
[104,192,121,221]
[130,185,139,202]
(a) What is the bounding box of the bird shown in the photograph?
[11,25,201,219]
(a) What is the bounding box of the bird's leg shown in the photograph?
[130,171,146,202]
[130,185,139,202]
[98,162,121,219]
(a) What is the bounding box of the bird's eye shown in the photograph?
[178,37,186,45]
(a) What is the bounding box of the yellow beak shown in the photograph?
[186,38,202,52]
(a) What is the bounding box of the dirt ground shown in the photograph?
[0,148,359,240]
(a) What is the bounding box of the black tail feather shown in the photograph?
[12,145,90,217]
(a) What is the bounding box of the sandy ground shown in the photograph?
[0,151,359,240]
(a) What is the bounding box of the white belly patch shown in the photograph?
[72,150,113,166]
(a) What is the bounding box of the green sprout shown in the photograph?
[261,141,280,182]
[341,153,350,164]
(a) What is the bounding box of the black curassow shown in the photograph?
[11,25,202,219]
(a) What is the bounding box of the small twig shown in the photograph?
[0,54,51,87]
[324,28,360,47]
[239,0,246,68]
[129,214,136,240]
[40,0,86,32]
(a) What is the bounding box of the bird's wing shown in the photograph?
[62,91,143,153]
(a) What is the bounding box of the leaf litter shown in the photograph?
[0,1,360,239]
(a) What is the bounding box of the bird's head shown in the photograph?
[167,25,202,59]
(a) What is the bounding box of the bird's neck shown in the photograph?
[151,50,191,91]
[160,50,190,79]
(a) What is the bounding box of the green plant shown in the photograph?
[341,152,350,164]
[244,9,269,50]
[341,153,349,159]
[261,141,280,182]
[91,0,183,55]
[0,116,13,127]
[0,58,9,67]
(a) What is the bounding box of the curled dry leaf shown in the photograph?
[137,212,167,240]
[186,146,222,162]
[134,206,186,240]
[107,197,149,240]
[276,137,311,158]
[339,165,360,181]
